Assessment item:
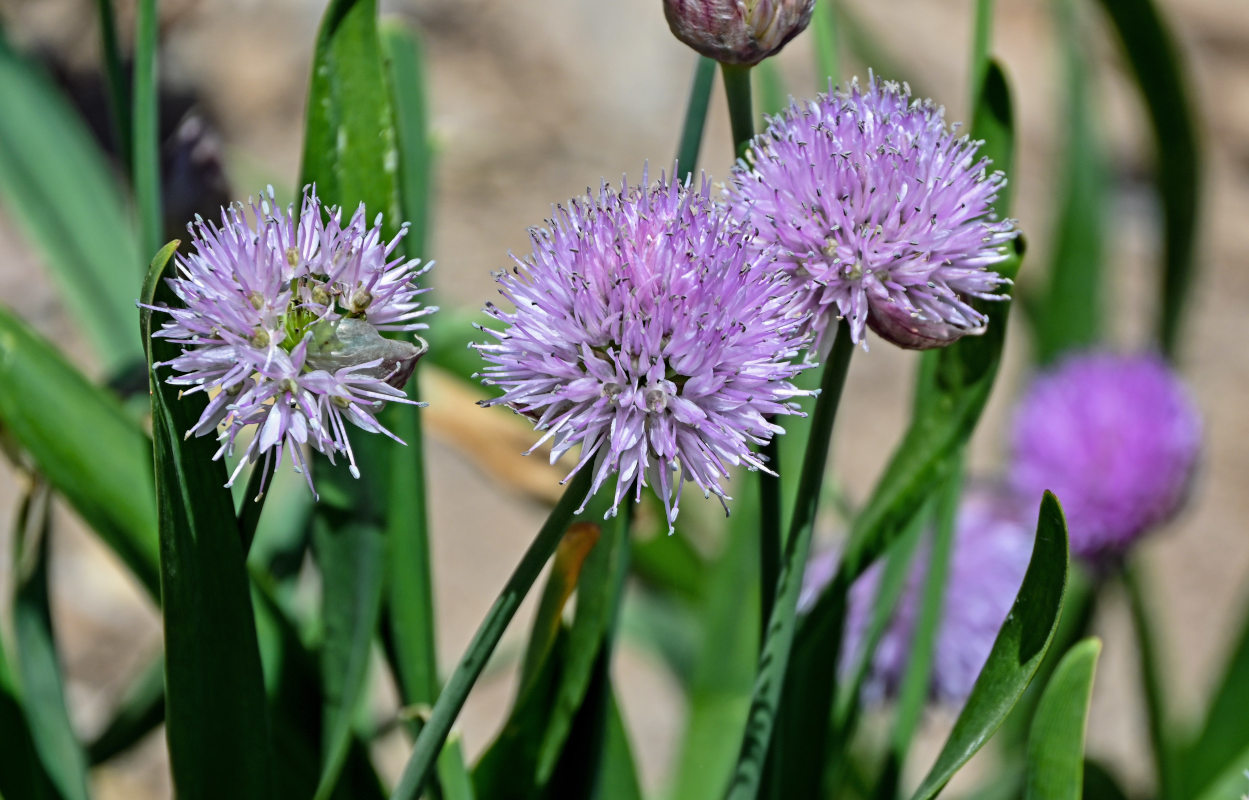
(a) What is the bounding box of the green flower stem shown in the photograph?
[1124,560,1177,800]
[812,0,840,87]
[390,468,595,800]
[720,62,756,159]
[726,320,855,800]
[677,57,717,181]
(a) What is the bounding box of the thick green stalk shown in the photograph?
[1124,561,1177,799]
[677,57,717,181]
[390,469,595,800]
[720,62,755,159]
[725,321,854,800]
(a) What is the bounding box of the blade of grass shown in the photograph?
[390,468,595,800]
[0,307,159,599]
[1093,0,1201,359]
[1024,638,1102,800]
[0,35,143,372]
[132,0,162,258]
[11,479,91,800]
[724,321,855,800]
[907,491,1069,800]
[142,240,273,799]
[0,631,57,800]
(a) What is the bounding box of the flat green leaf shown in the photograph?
[312,514,386,800]
[0,34,143,373]
[1093,0,1201,358]
[298,0,400,233]
[142,240,273,799]
[0,307,159,599]
[1082,758,1131,800]
[298,4,409,796]
[132,0,162,257]
[11,482,90,800]
[1191,744,1249,800]
[381,20,434,258]
[1025,638,1102,800]
[1032,0,1106,364]
[668,477,762,800]
[1182,585,1249,796]
[908,491,1069,800]
[0,634,56,800]
[972,61,1016,219]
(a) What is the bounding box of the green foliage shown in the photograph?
[1025,638,1103,800]
[0,307,159,599]
[0,34,143,374]
[142,240,274,799]
[909,492,1070,800]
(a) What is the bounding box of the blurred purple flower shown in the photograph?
[476,169,814,531]
[663,0,815,66]
[801,486,1034,705]
[1009,352,1202,562]
[727,75,1016,350]
[148,187,434,496]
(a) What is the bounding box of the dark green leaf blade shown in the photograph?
[908,491,1070,800]
[0,633,57,800]
[312,514,386,800]
[0,307,160,599]
[1093,0,1201,358]
[12,482,91,800]
[1025,638,1102,800]
[142,240,273,799]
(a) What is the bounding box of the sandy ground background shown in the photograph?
[1,0,1247,797]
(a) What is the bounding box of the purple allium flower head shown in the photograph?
[1009,352,1202,562]
[475,169,815,532]
[727,75,1016,350]
[663,0,815,66]
[148,187,434,496]
[801,486,1034,704]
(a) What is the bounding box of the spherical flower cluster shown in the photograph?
[664,0,815,66]
[475,170,815,531]
[1009,352,1202,562]
[801,486,1034,704]
[149,187,434,495]
[727,75,1016,350]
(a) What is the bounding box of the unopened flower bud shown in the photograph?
[663,0,815,66]
[866,299,987,350]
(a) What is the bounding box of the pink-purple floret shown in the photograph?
[148,187,434,497]
[476,171,816,531]
[1009,352,1202,561]
[728,75,1016,349]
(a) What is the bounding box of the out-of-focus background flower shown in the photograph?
[0,0,1246,796]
